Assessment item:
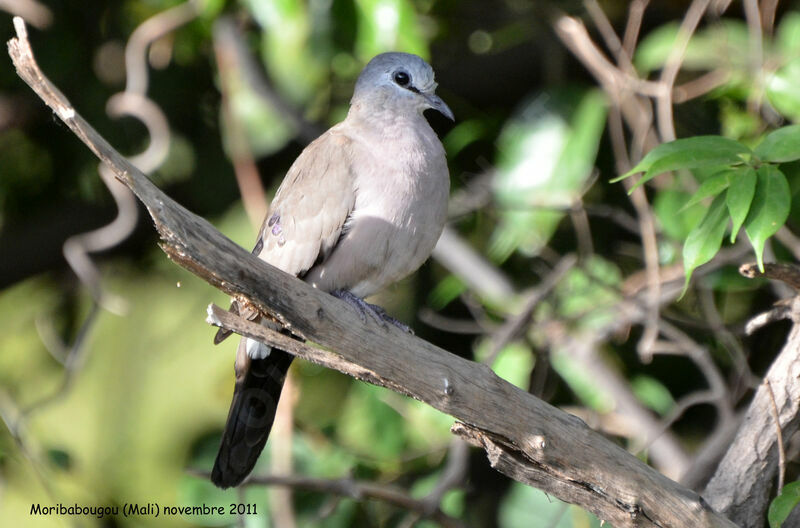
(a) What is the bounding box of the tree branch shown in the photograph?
[7,17,736,528]
[703,292,800,527]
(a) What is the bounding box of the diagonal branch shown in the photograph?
[7,17,736,528]
[704,294,800,528]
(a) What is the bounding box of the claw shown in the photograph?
[331,290,413,334]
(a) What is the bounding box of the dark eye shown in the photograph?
[393,71,410,86]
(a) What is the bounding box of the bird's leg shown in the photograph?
[331,290,413,334]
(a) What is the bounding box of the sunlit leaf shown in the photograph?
[442,119,488,156]
[776,12,800,57]
[553,256,622,332]
[474,341,534,391]
[744,165,791,271]
[225,85,293,157]
[634,20,749,73]
[726,166,757,242]
[491,90,606,259]
[427,274,466,310]
[768,481,800,528]
[767,58,800,122]
[353,0,428,59]
[499,482,601,528]
[755,125,800,163]
[614,136,750,192]
[682,170,730,210]
[682,194,729,293]
[245,0,328,106]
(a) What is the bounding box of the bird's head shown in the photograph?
[351,52,454,121]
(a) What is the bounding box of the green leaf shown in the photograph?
[631,375,675,416]
[776,12,800,57]
[682,194,729,293]
[491,90,606,259]
[499,482,601,528]
[745,165,792,271]
[726,166,757,242]
[769,481,800,528]
[490,342,534,391]
[354,0,429,59]
[612,137,750,192]
[755,125,800,163]
[653,189,705,241]
[682,170,730,210]
[767,58,800,122]
[634,21,749,73]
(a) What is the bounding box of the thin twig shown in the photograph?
[432,226,516,303]
[190,470,466,528]
[212,17,268,228]
[622,0,649,61]
[740,262,800,290]
[421,439,470,515]
[489,254,577,360]
[743,0,765,115]
[698,288,759,400]
[656,0,712,142]
[761,0,780,36]
[653,320,732,421]
[0,0,51,28]
[124,0,201,95]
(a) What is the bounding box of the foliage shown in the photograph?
[615,127,800,291]
[769,481,800,528]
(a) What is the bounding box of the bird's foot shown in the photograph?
[331,290,414,334]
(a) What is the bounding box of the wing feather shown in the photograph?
[255,128,356,278]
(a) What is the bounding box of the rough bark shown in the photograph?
[704,295,800,527]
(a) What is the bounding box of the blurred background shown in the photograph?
[2,0,800,526]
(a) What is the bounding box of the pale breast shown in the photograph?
[304,117,449,298]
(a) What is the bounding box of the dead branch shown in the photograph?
[704,297,800,527]
[7,17,737,528]
[739,262,800,290]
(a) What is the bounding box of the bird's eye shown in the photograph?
[393,71,410,86]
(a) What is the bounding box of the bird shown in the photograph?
[211,52,453,488]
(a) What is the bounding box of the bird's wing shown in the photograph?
[213,128,356,345]
[254,127,357,277]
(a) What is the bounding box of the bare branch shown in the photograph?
[740,262,800,290]
[656,0,711,141]
[432,226,516,303]
[0,0,51,28]
[489,254,576,360]
[704,295,800,527]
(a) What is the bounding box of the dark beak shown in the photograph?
[424,93,454,121]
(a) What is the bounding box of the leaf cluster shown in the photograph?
[614,126,800,292]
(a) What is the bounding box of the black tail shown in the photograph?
[211,347,294,488]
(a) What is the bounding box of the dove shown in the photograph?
[211,52,453,488]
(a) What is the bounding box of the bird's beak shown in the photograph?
[424,93,454,121]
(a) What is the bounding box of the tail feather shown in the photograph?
[211,344,294,488]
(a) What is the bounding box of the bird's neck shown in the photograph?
[346,102,432,141]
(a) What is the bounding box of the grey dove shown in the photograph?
[211,52,453,488]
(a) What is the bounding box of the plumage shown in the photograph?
[212,52,452,488]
